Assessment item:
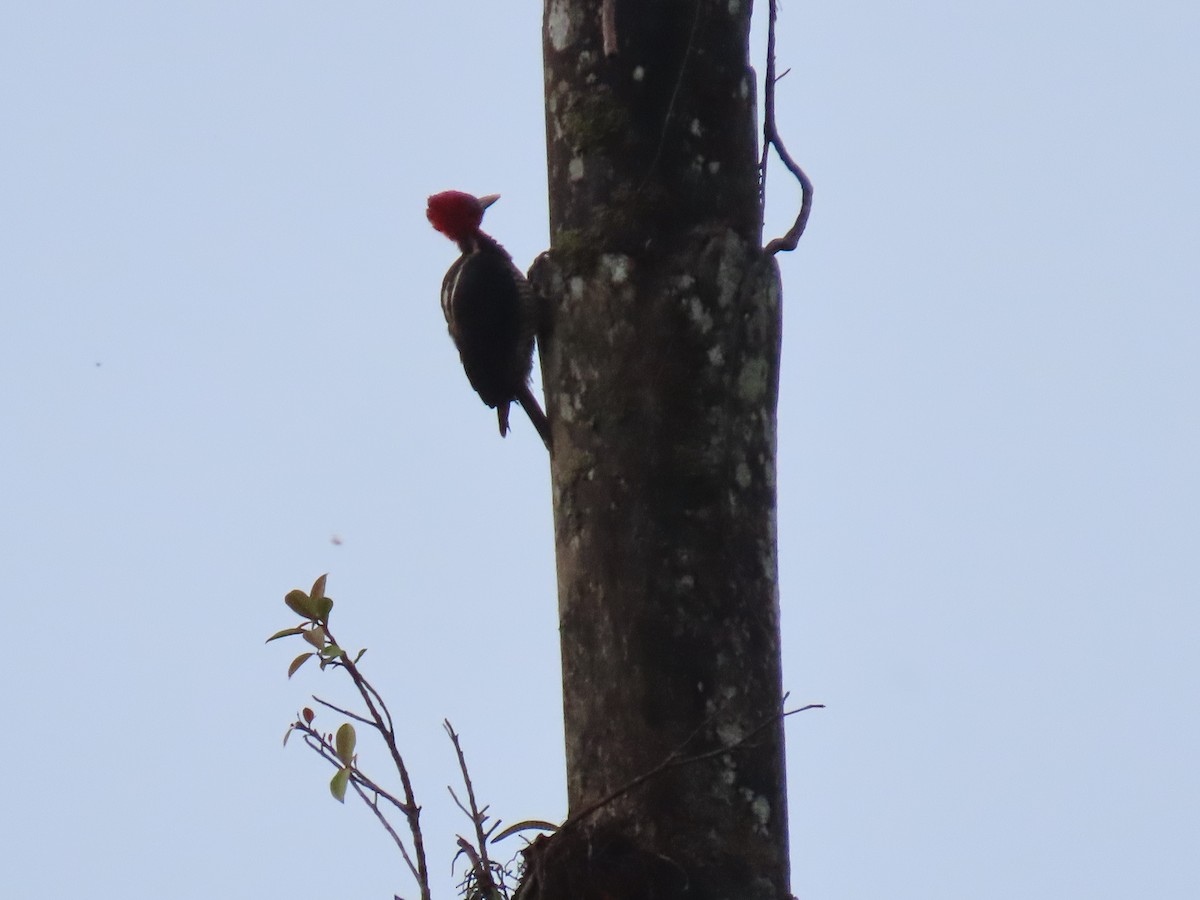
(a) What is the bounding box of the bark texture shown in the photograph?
[529,3,789,900]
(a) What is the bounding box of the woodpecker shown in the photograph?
[426,190,550,449]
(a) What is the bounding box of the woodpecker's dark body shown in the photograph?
[428,191,550,448]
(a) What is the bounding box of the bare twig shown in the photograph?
[352,780,423,884]
[445,720,505,900]
[350,769,414,816]
[361,675,397,736]
[445,722,492,869]
[325,625,432,900]
[761,0,813,254]
[561,701,824,831]
[311,695,378,730]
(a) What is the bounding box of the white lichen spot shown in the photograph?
[690,118,702,137]
[684,296,713,333]
[739,77,750,99]
[751,794,771,828]
[568,156,585,182]
[738,358,770,402]
[599,253,630,285]
[707,160,720,175]
[761,546,776,580]
[547,0,573,52]
[632,65,645,82]
[715,230,743,307]
[569,276,586,300]
[717,721,744,746]
[735,461,752,489]
[727,0,741,14]
[707,345,724,367]
[550,83,571,140]
[678,574,694,590]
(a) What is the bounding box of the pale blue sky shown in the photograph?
[3,3,1197,898]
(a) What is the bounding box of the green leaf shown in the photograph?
[353,648,367,664]
[284,589,316,620]
[314,595,334,622]
[266,626,305,643]
[319,644,344,659]
[302,626,328,649]
[311,573,328,600]
[335,723,356,766]
[329,766,350,803]
[283,725,294,747]
[287,652,314,678]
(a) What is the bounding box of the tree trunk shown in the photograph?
[526,2,789,900]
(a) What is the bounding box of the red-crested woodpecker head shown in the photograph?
[426,191,499,243]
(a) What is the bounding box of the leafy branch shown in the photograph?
[270,574,431,899]
[268,575,519,900]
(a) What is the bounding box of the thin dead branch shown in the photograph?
[445,720,508,900]
[558,700,824,832]
[332,633,431,900]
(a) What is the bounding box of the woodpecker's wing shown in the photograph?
[440,242,536,411]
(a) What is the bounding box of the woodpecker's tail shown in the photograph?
[515,384,552,451]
